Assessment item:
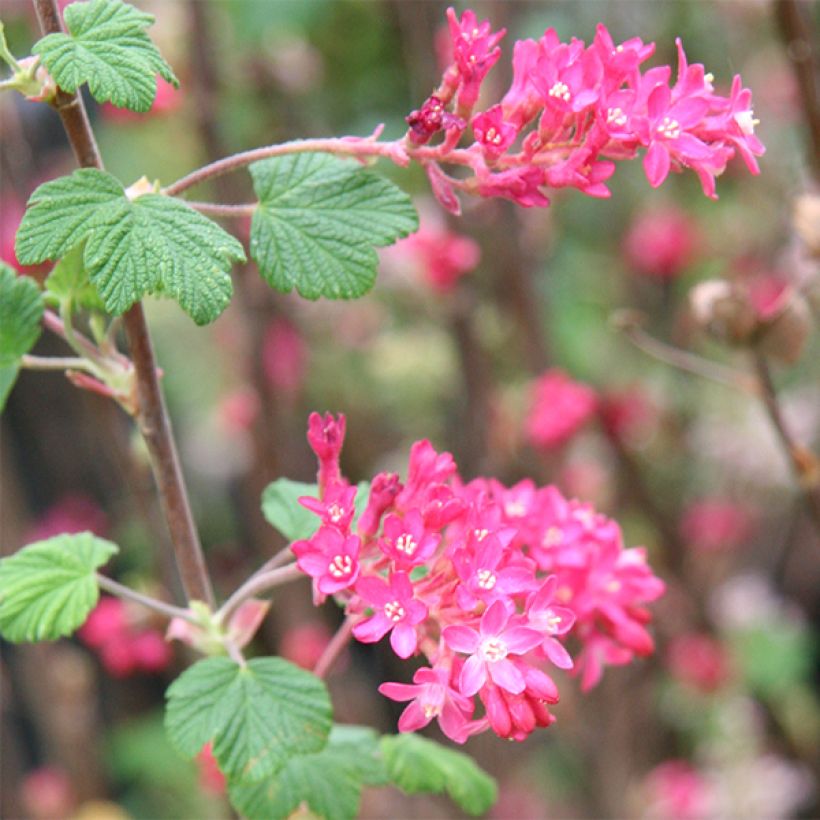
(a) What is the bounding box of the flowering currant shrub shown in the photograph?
[0,1,768,818]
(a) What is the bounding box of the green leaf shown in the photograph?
[44,243,106,312]
[380,733,497,816]
[16,169,245,324]
[0,263,44,411]
[0,532,118,643]
[32,0,178,113]
[229,725,388,820]
[165,656,332,783]
[249,153,418,300]
[261,479,320,542]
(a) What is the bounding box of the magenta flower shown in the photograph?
[357,471,402,537]
[378,664,482,744]
[446,7,506,113]
[443,600,543,696]
[379,509,440,570]
[291,525,360,597]
[353,571,428,658]
[472,105,518,160]
[525,369,597,451]
[299,482,358,530]
[525,577,576,669]
[306,412,346,493]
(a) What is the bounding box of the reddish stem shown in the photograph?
[33,0,214,607]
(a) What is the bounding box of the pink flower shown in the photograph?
[280,622,333,670]
[623,205,699,279]
[643,761,714,820]
[379,509,439,570]
[291,525,361,597]
[472,104,518,159]
[196,743,227,796]
[446,7,506,113]
[353,571,428,658]
[27,494,108,543]
[667,633,732,693]
[263,318,307,395]
[300,483,358,530]
[20,767,76,820]
[306,412,346,494]
[101,76,181,122]
[357,472,402,537]
[525,577,576,669]
[443,600,543,696]
[680,499,753,552]
[77,596,126,648]
[379,664,481,744]
[525,369,597,451]
[129,630,172,672]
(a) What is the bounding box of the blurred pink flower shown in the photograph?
[263,318,307,394]
[680,499,753,552]
[643,760,714,820]
[525,369,597,451]
[279,622,333,671]
[218,386,260,432]
[623,205,699,279]
[100,76,181,122]
[196,743,226,796]
[666,632,732,693]
[20,767,76,820]
[599,387,658,445]
[27,494,108,543]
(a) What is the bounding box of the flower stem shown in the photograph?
[313,615,357,679]
[96,574,197,623]
[21,354,97,372]
[752,351,820,532]
[34,0,215,608]
[187,201,257,218]
[216,562,304,626]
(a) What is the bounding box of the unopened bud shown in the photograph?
[757,290,812,364]
[689,280,757,345]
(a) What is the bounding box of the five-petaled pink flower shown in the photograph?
[353,571,428,658]
[291,525,360,598]
[443,600,543,696]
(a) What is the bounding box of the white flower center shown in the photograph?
[476,568,497,590]
[548,81,571,103]
[505,500,526,518]
[327,554,353,578]
[734,109,758,136]
[542,526,563,548]
[384,600,405,622]
[479,636,508,663]
[533,609,564,634]
[328,503,344,523]
[473,528,489,542]
[484,126,502,145]
[657,116,681,140]
[607,107,627,127]
[396,533,417,555]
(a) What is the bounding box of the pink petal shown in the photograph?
[480,599,509,636]
[672,132,713,160]
[390,623,418,659]
[501,626,544,654]
[460,654,487,697]
[355,575,392,606]
[543,636,574,669]
[397,701,432,732]
[443,624,480,654]
[352,614,392,644]
[488,658,526,694]
[643,141,670,188]
[378,681,421,703]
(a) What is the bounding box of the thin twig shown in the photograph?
[34,0,214,608]
[313,615,357,679]
[42,309,102,360]
[96,574,196,623]
[613,310,760,395]
[216,562,304,626]
[752,351,820,532]
[21,354,96,372]
[187,202,256,218]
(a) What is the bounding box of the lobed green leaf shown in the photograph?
[229,725,388,820]
[44,243,106,312]
[32,0,178,113]
[16,169,245,325]
[0,263,44,411]
[0,532,118,643]
[249,153,418,300]
[261,479,320,543]
[379,733,498,816]
[164,656,332,783]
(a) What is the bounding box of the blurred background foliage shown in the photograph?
[1,0,819,818]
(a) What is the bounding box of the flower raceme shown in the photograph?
[291,413,665,743]
[408,9,764,209]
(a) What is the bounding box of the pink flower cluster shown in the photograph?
[525,369,598,451]
[79,596,171,677]
[291,412,665,743]
[408,8,764,209]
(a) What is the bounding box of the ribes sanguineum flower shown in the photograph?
[443,600,544,696]
[291,525,360,600]
[353,571,428,658]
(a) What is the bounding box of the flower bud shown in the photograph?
[689,279,757,344]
